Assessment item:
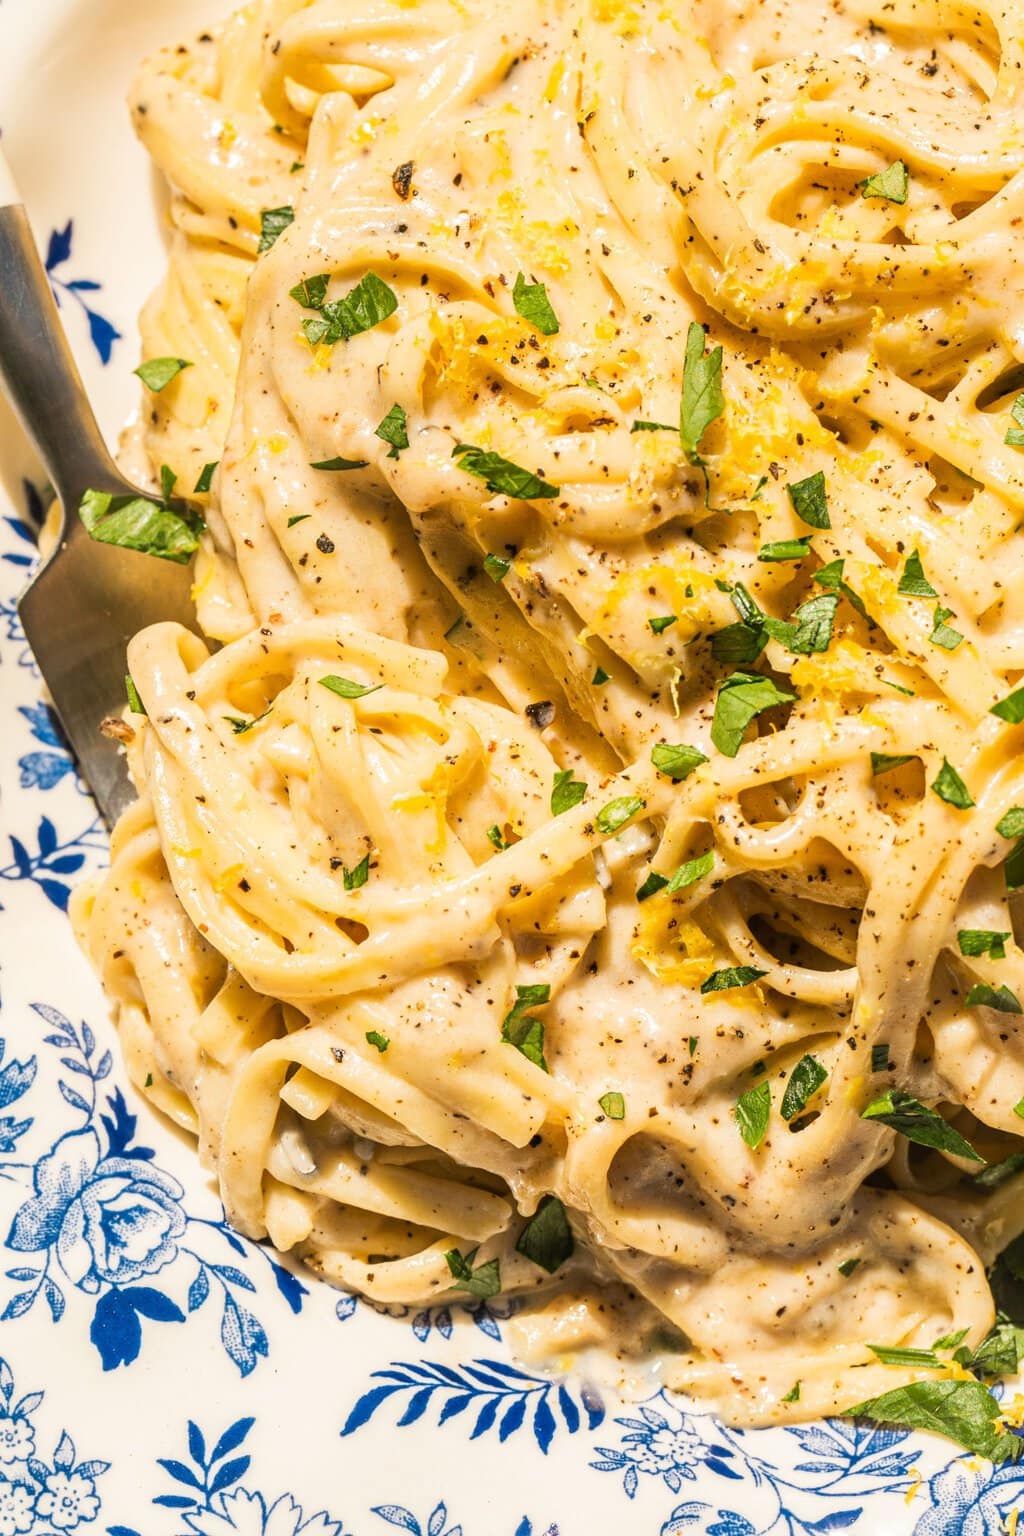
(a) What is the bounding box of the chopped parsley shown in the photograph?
[711,672,795,758]
[636,871,669,902]
[193,461,218,494]
[868,1344,944,1370]
[444,1248,501,1300]
[551,769,587,815]
[929,606,963,651]
[258,205,294,253]
[631,420,676,433]
[319,675,382,700]
[870,753,916,776]
[845,1379,1020,1463]
[501,984,550,1071]
[223,709,270,735]
[296,271,398,346]
[897,550,938,598]
[310,457,369,470]
[512,272,559,335]
[998,809,1024,838]
[931,758,974,810]
[592,666,610,686]
[343,855,370,891]
[483,553,511,583]
[365,1029,389,1053]
[650,743,707,781]
[861,1087,984,1162]
[666,851,715,893]
[859,160,909,204]
[125,675,146,715]
[958,930,1009,960]
[679,321,724,460]
[452,443,559,500]
[787,471,830,529]
[595,796,645,835]
[991,687,1024,724]
[599,1091,625,1120]
[78,487,202,564]
[648,614,678,635]
[288,515,311,527]
[965,983,1022,1015]
[701,965,767,995]
[871,1042,891,1073]
[782,1382,801,1404]
[486,824,511,851]
[1005,394,1024,447]
[780,1054,828,1122]
[516,1195,574,1272]
[735,1080,771,1149]
[974,1151,1024,1190]
[758,535,813,563]
[838,1257,861,1277]
[375,403,409,458]
[134,356,192,392]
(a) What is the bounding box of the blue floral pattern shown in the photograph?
[0,1355,107,1531]
[44,222,121,365]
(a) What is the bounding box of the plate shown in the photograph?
[0,3,1014,1531]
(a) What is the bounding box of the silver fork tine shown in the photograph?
[0,150,196,826]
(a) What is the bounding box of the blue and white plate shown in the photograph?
[0,4,1015,1530]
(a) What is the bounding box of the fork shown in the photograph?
[0,149,197,825]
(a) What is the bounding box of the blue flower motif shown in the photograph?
[913,1457,1024,1535]
[32,1466,100,1530]
[591,1398,738,1498]
[6,1127,185,1292]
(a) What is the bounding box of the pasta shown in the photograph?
[71,0,1024,1430]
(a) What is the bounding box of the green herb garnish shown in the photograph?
[735,1080,771,1149]
[516,1195,573,1272]
[483,553,511,583]
[452,443,559,500]
[299,271,398,346]
[701,965,767,995]
[965,983,1022,1015]
[1005,394,1024,447]
[991,687,1024,725]
[931,758,974,810]
[375,403,409,458]
[958,930,1009,960]
[861,1087,984,1162]
[512,272,559,335]
[551,769,586,815]
[135,356,192,392]
[595,796,645,835]
[679,321,724,459]
[648,614,678,635]
[125,675,146,715]
[780,1054,828,1122]
[194,461,218,494]
[787,471,830,529]
[650,743,708,781]
[319,675,382,700]
[365,1030,389,1053]
[859,160,909,204]
[711,672,795,758]
[310,457,369,470]
[930,607,963,651]
[501,983,550,1071]
[78,488,201,564]
[897,550,938,598]
[344,855,370,890]
[258,205,294,253]
[599,1091,625,1120]
[870,753,916,776]
[758,536,813,563]
[444,1248,501,1299]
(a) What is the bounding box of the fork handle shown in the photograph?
[0,150,122,520]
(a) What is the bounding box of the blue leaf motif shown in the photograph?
[220,1293,269,1376]
[499,1396,527,1441]
[557,1384,580,1433]
[18,704,62,745]
[188,1268,210,1312]
[58,1081,90,1114]
[212,1264,256,1292]
[581,1383,605,1429]
[39,878,71,911]
[45,222,73,271]
[91,1288,142,1370]
[436,1394,472,1426]
[473,1308,501,1341]
[707,1517,757,1536]
[38,816,57,857]
[187,1420,206,1467]
[2,1291,34,1320]
[396,1387,434,1427]
[412,1309,432,1341]
[210,1418,255,1464]
[155,1494,199,1510]
[335,1294,358,1322]
[209,1455,251,1494]
[43,1278,65,1320]
[341,1384,401,1435]
[87,308,121,364]
[705,1457,743,1481]
[803,1514,863,1533]
[428,1502,447,1536]
[268,1254,306,1313]
[471,1397,500,1440]
[372,1507,421,1534]
[533,1393,556,1455]
[156,1458,204,1491]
